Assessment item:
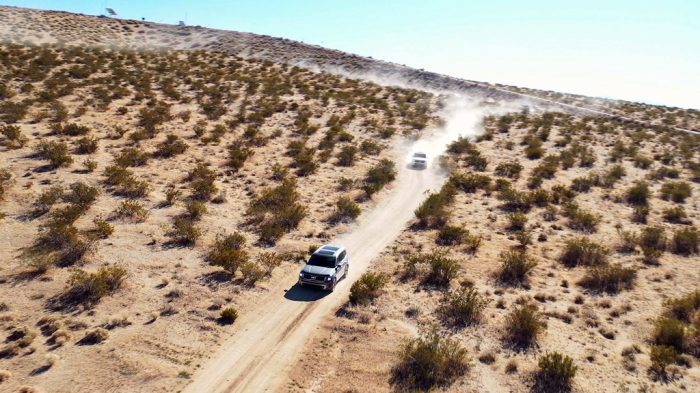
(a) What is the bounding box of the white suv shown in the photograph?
[298,245,349,291]
[412,152,427,168]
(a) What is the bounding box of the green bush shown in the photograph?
[616,229,639,253]
[64,182,100,211]
[631,206,650,224]
[154,134,189,158]
[505,304,546,347]
[404,248,461,286]
[498,188,534,212]
[336,144,358,166]
[438,286,487,327]
[436,225,468,246]
[565,206,601,233]
[241,261,266,285]
[91,216,114,239]
[653,317,686,352]
[650,345,679,372]
[228,140,254,171]
[390,326,470,391]
[506,212,528,231]
[640,226,667,251]
[363,159,396,196]
[58,123,92,136]
[114,200,149,222]
[184,200,207,220]
[626,181,651,206]
[664,290,700,323]
[535,352,578,390]
[663,206,687,223]
[360,139,383,155]
[35,185,64,212]
[414,182,456,228]
[75,136,98,154]
[495,161,523,179]
[531,155,559,179]
[114,147,150,167]
[259,252,282,275]
[449,172,492,193]
[83,158,98,172]
[671,227,699,255]
[65,266,127,304]
[165,218,203,245]
[220,307,238,324]
[0,124,28,148]
[208,233,248,274]
[332,196,361,222]
[498,250,537,285]
[579,264,637,293]
[0,100,29,123]
[34,140,74,168]
[660,181,692,203]
[188,163,218,201]
[349,272,389,305]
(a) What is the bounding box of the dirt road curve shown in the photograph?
[183,156,444,393]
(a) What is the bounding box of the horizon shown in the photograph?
[2,0,699,110]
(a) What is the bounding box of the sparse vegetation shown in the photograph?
[349,272,389,305]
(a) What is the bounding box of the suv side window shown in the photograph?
[338,251,347,263]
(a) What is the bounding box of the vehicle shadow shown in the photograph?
[405,163,427,171]
[283,283,331,302]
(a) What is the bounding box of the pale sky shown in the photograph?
[4,0,699,109]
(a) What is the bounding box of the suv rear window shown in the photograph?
[307,254,336,268]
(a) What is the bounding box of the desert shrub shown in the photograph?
[515,229,533,247]
[640,226,667,251]
[505,304,546,347]
[650,345,679,372]
[154,134,189,158]
[83,158,98,172]
[65,266,127,304]
[570,173,600,192]
[634,154,653,169]
[34,140,74,167]
[115,147,150,167]
[579,264,637,293]
[390,326,469,391]
[495,161,523,178]
[336,144,358,166]
[565,206,601,233]
[438,286,487,327]
[449,172,492,193]
[506,212,528,231]
[653,317,686,352]
[463,233,483,254]
[530,189,552,207]
[228,140,254,171]
[0,369,11,382]
[671,227,699,255]
[360,139,383,155]
[0,100,29,123]
[35,185,64,212]
[499,250,537,285]
[436,225,468,246]
[103,165,132,186]
[75,136,98,154]
[663,206,687,223]
[292,150,318,176]
[331,196,361,222]
[258,224,284,245]
[664,290,700,323]
[165,218,203,245]
[188,162,218,201]
[377,127,396,139]
[447,135,475,154]
[525,145,544,160]
[660,181,692,203]
[58,123,91,136]
[464,151,488,171]
[528,176,543,189]
[550,184,577,205]
[64,182,100,211]
[404,248,460,286]
[92,216,114,239]
[616,229,639,253]
[184,200,207,220]
[531,155,560,179]
[349,272,389,305]
[241,261,266,284]
[81,328,109,344]
[220,307,238,324]
[535,352,578,391]
[498,188,534,212]
[259,252,282,275]
[0,124,28,148]
[543,205,558,221]
[363,159,396,197]
[114,200,149,222]
[626,181,651,206]
[414,182,456,228]
[208,232,248,274]
[164,185,182,205]
[631,206,650,224]
[270,163,289,181]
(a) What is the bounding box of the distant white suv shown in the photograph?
[412,152,427,168]
[298,245,349,291]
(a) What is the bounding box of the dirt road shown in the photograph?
[183,104,488,393]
